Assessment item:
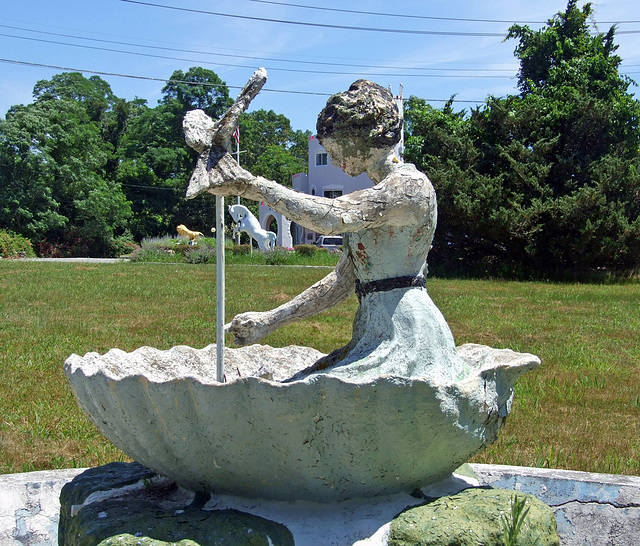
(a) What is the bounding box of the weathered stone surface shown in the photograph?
[0,467,87,546]
[3,465,638,545]
[64,343,538,502]
[58,463,293,546]
[389,487,559,546]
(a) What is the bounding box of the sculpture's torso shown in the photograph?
[343,162,437,282]
[314,167,469,383]
[346,224,430,282]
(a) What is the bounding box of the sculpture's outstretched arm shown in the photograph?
[184,114,431,235]
[225,251,356,345]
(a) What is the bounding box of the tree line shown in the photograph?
[0,66,309,257]
[1,1,639,277]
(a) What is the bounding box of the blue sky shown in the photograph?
[1,0,639,133]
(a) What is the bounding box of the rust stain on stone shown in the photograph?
[355,242,368,266]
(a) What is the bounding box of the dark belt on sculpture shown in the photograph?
[355,275,426,301]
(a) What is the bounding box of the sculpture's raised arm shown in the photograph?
[184,138,432,236]
[183,70,431,236]
[183,67,267,155]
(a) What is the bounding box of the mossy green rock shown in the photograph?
[98,535,200,545]
[389,487,559,546]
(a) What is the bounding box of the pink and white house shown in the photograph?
[259,88,403,247]
[259,135,375,247]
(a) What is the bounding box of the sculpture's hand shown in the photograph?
[184,68,267,199]
[187,149,252,198]
[225,311,274,346]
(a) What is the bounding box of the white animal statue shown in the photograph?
[228,204,276,251]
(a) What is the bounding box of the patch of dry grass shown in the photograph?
[1,261,638,476]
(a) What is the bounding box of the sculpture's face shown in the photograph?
[321,137,388,178]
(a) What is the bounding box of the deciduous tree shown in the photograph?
[0,86,132,256]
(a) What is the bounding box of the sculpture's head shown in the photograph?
[228,204,248,222]
[316,80,402,177]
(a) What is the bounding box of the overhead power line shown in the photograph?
[243,0,640,25]
[0,32,516,79]
[244,0,544,24]
[0,57,489,103]
[118,0,640,35]
[0,24,517,74]
[117,0,508,37]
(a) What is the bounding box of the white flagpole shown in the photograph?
[216,194,225,383]
[205,68,267,383]
[235,129,241,245]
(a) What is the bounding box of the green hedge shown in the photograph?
[231,244,252,255]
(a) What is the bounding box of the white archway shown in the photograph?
[261,212,293,248]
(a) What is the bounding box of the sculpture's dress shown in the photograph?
[314,227,469,383]
[289,163,470,384]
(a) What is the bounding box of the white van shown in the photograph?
[315,236,343,251]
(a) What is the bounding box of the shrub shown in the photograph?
[68,237,92,258]
[184,245,216,264]
[129,235,222,263]
[140,234,176,251]
[199,236,217,249]
[231,244,252,256]
[35,239,71,258]
[264,247,293,265]
[0,230,36,258]
[106,230,139,258]
[173,243,191,255]
[294,244,317,257]
[127,247,180,263]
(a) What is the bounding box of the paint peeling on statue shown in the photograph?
[64,70,541,502]
[228,204,276,251]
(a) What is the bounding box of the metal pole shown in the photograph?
[235,136,241,245]
[216,194,225,383]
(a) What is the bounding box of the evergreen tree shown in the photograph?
[405,1,640,277]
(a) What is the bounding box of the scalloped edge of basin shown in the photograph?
[64,343,539,501]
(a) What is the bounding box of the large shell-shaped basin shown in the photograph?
[64,343,539,502]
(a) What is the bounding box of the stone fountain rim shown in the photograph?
[64,342,538,388]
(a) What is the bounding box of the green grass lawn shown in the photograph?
[1,260,639,476]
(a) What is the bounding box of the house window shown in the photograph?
[316,152,328,166]
[324,190,343,199]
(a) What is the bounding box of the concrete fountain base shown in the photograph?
[1,463,639,545]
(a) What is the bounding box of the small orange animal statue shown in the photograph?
[176,224,204,244]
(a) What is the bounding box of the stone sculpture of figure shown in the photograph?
[176,224,204,244]
[185,79,467,383]
[65,75,540,501]
[228,204,277,251]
